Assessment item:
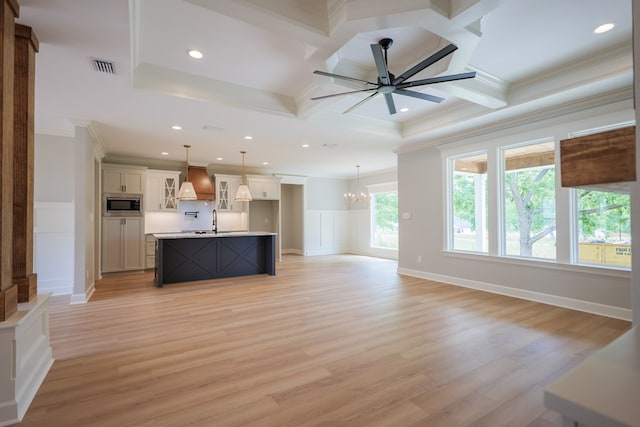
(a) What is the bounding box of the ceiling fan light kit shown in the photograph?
[312,38,476,115]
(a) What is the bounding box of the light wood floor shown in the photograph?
[16,255,630,427]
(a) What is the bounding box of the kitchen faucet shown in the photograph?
[212,209,217,234]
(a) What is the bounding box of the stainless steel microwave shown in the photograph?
[103,193,143,216]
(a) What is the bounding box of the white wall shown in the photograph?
[306,177,348,210]
[281,184,303,253]
[398,99,634,320]
[72,126,97,303]
[34,134,75,295]
[34,128,101,300]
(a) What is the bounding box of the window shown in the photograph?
[371,191,398,249]
[575,189,631,268]
[444,122,632,271]
[450,153,488,252]
[503,141,556,259]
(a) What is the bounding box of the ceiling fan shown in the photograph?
[311,38,476,115]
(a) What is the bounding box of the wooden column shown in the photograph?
[0,0,19,322]
[13,23,37,303]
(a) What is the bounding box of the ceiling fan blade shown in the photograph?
[397,71,477,89]
[311,88,377,101]
[384,93,396,114]
[313,70,377,86]
[370,44,392,85]
[393,44,458,85]
[343,92,379,114]
[393,88,444,103]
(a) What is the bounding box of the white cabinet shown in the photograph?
[247,175,281,200]
[145,234,155,269]
[215,174,246,212]
[145,170,180,211]
[103,164,146,194]
[102,217,145,273]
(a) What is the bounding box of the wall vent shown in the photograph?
[90,58,116,75]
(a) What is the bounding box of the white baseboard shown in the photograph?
[282,249,304,255]
[304,248,344,256]
[37,278,72,296]
[397,267,632,321]
[70,280,95,304]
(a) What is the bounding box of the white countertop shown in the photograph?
[153,231,277,239]
[544,326,640,427]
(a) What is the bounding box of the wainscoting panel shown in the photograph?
[34,202,74,295]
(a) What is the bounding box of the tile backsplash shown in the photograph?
[144,200,247,234]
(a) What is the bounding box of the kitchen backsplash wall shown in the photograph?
[144,200,248,233]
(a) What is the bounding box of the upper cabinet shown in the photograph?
[103,164,146,194]
[146,169,181,211]
[247,175,281,200]
[215,174,246,212]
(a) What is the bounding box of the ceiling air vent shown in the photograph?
[90,57,116,75]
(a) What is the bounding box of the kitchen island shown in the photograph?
[154,231,276,287]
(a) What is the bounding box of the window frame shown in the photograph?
[442,127,631,273]
[368,182,398,250]
[446,150,489,254]
[499,138,557,260]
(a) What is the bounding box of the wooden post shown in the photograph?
[0,0,19,322]
[13,23,38,303]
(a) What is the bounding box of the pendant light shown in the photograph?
[235,150,252,201]
[177,144,197,200]
[344,165,369,204]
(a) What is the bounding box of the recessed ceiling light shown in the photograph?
[216,157,223,161]
[594,23,615,34]
[244,135,253,140]
[263,162,269,165]
[301,144,310,148]
[187,49,203,59]
[161,152,169,156]
[171,125,182,130]
[400,107,409,113]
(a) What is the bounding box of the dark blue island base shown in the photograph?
[155,232,276,287]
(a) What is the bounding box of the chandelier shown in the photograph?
[344,165,369,204]
[234,150,252,201]
[177,144,197,200]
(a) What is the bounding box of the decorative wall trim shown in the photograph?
[304,248,343,256]
[37,278,72,296]
[397,267,632,321]
[0,295,53,426]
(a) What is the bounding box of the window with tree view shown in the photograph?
[576,189,630,268]
[451,153,488,252]
[503,142,556,259]
[371,191,398,249]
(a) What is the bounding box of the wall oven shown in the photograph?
[103,193,143,216]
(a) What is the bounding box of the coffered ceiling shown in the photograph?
[17,0,633,177]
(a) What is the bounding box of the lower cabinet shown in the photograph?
[145,234,155,269]
[102,217,145,273]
